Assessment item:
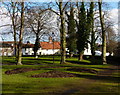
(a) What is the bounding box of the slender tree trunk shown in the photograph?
[13,31,17,56]
[59,2,66,64]
[34,20,40,58]
[91,31,95,61]
[12,16,17,57]
[17,2,24,65]
[34,34,39,57]
[91,29,95,56]
[11,2,17,61]
[88,1,95,57]
[98,0,107,64]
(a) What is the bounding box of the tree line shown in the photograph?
[0,0,119,65]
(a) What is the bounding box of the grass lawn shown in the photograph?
[1,56,120,94]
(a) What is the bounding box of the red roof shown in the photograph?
[40,42,60,49]
[0,41,60,49]
[0,41,19,44]
[0,41,12,43]
[22,43,34,48]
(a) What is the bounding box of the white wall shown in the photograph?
[22,48,60,55]
[84,44,92,55]
[22,48,34,55]
[40,49,60,55]
[0,47,13,56]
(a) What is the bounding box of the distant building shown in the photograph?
[0,37,92,56]
[83,43,91,55]
[0,37,61,56]
[0,41,14,56]
[22,37,60,55]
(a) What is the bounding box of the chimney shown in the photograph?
[27,41,30,44]
[49,37,52,43]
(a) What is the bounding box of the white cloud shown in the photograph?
[0,7,12,27]
[108,9,118,34]
[0,6,12,41]
[108,9,118,24]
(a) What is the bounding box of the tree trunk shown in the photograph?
[91,29,95,57]
[98,0,107,64]
[79,51,84,61]
[34,34,39,58]
[17,2,24,65]
[88,2,95,57]
[11,2,18,64]
[34,20,40,58]
[69,52,73,57]
[60,17,66,64]
[11,2,17,57]
[13,23,17,58]
[59,2,66,64]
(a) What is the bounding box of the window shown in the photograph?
[25,53,28,55]
[39,52,41,55]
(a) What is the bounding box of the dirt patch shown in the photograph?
[31,70,77,78]
[5,68,37,75]
[67,67,98,74]
[4,66,64,75]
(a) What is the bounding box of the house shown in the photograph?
[22,37,60,55]
[0,41,14,56]
[83,43,91,55]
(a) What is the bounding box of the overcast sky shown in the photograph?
[0,1,119,42]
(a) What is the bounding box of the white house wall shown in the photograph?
[22,48,60,55]
[84,44,92,55]
[22,48,34,55]
[40,49,60,55]
[0,47,14,56]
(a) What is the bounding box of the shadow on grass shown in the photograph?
[2,61,16,65]
[90,67,120,70]
[66,60,102,65]
[107,60,120,66]
[22,58,60,65]
[76,74,120,83]
[28,58,60,61]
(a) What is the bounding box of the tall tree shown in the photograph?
[26,6,53,57]
[11,2,18,57]
[76,2,89,60]
[50,0,68,64]
[17,2,24,65]
[66,4,76,57]
[59,1,66,64]
[88,2,96,56]
[106,27,117,56]
[98,0,107,64]
[2,2,20,57]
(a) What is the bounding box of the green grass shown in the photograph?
[1,56,119,94]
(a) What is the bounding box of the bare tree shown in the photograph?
[49,0,69,64]
[1,2,20,57]
[11,2,19,57]
[25,4,55,57]
[106,27,118,56]
[17,2,24,65]
[98,0,107,64]
[59,1,67,64]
